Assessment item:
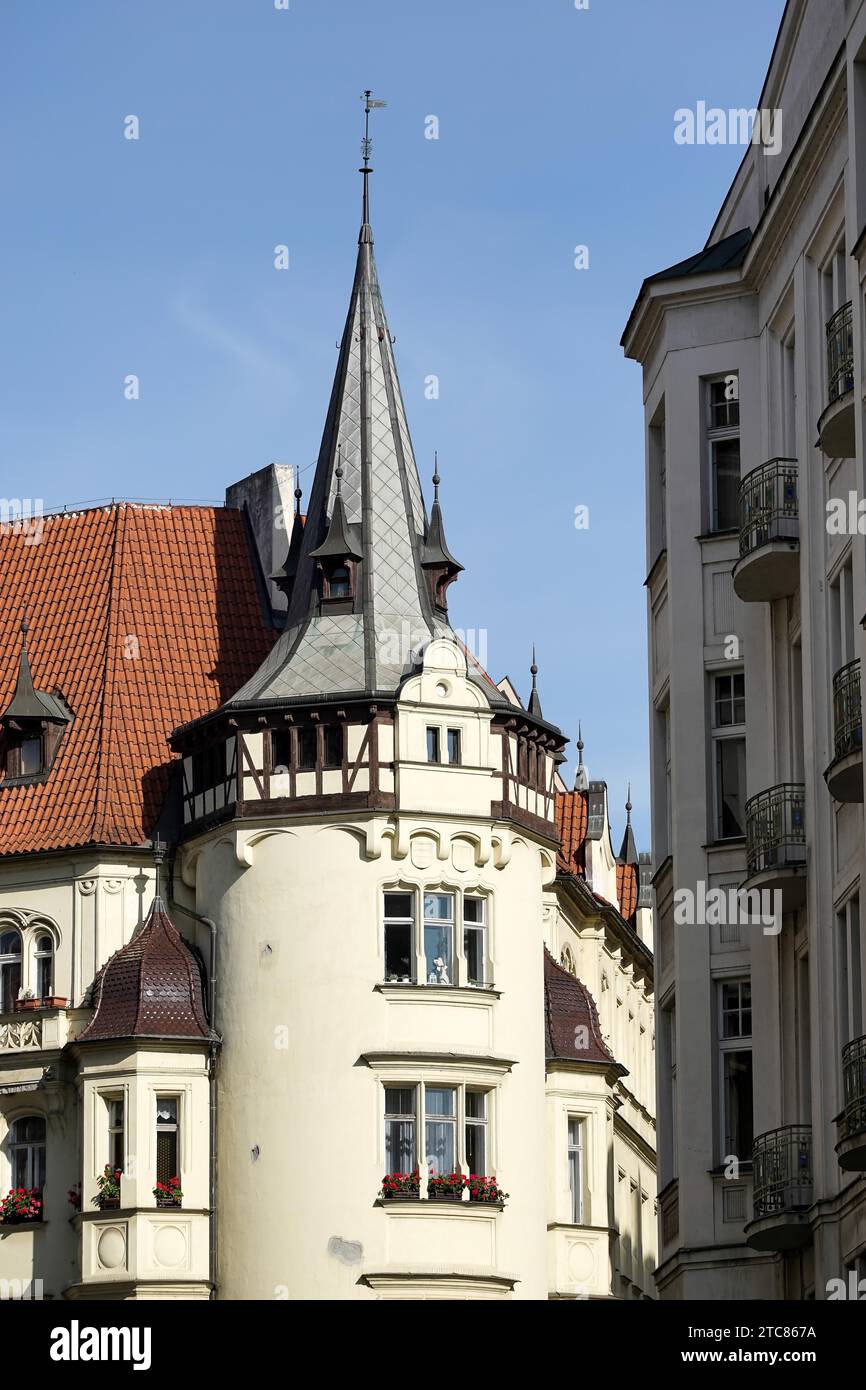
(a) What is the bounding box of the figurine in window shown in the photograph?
[430,956,450,985]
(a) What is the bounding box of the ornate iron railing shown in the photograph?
[745,782,806,877]
[832,659,863,762]
[841,1035,866,1140]
[738,458,798,560]
[827,301,854,404]
[752,1124,813,1220]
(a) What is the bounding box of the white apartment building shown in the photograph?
[623,0,866,1299]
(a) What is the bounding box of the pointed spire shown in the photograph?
[1,610,68,724]
[527,646,543,718]
[359,90,387,245]
[272,472,307,600]
[574,723,588,791]
[309,447,362,562]
[421,454,464,610]
[618,783,639,866]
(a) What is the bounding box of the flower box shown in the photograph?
[0,1188,42,1223]
[13,998,40,1013]
[98,1196,120,1210]
[41,996,67,1009]
[153,1177,183,1208]
[93,1165,122,1209]
[379,1169,421,1200]
[427,1172,466,1201]
[155,1195,182,1209]
[466,1176,509,1204]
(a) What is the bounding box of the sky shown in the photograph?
[0,0,787,848]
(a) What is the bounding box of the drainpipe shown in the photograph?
[168,874,219,1302]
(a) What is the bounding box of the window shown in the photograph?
[19,736,43,777]
[323,726,343,769]
[34,933,53,1000]
[191,744,221,796]
[107,1096,124,1173]
[568,1118,584,1224]
[719,980,753,1160]
[0,930,22,1013]
[712,672,746,839]
[721,980,752,1038]
[649,404,667,562]
[463,897,486,985]
[837,895,863,1047]
[465,1091,487,1174]
[271,729,292,776]
[384,1087,416,1173]
[707,375,740,531]
[425,1087,456,1176]
[329,565,351,598]
[10,1115,45,1193]
[426,727,440,763]
[297,728,317,771]
[156,1097,179,1187]
[447,729,461,765]
[424,892,453,984]
[383,892,414,982]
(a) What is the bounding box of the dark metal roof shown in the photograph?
[1,619,71,724]
[77,896,210,1043]
[543,948,622,1070]
[645,226,752,284]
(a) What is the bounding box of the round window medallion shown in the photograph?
[435,681,449,699]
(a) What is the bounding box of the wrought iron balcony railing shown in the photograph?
[745,782,806,877]
[832,659,863,763]
[752,1124,813,1220]
[841,1035,866,1141]
[737,458,798,561]
[827,301,854,404]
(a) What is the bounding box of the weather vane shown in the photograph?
[360,90,387,224]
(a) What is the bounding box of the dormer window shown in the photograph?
[329,565,351,599]
[1,618,72,786]
[310,460,362,610]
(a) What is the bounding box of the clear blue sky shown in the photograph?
[0,0,786,848]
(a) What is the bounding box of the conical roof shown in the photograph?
[77,897,210,1043]
[227,195,490,708]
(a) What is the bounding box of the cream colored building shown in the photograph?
[623,0,866,1300]
[0,166,655,1300]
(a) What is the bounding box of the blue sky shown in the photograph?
[0,0,786,847]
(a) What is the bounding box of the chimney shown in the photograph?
[225,463,296,617]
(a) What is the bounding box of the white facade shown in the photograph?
[624,0,866,1299]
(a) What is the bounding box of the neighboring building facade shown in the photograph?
[0,173,654,1299]
[623,0,866,1299]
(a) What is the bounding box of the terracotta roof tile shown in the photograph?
[0,504,275,856]
[554,789,588,876]
[616,861,639,922]
[543,948,619,1068]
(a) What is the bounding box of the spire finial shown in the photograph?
[626,783,633,822]
[432,451,440,503]
[335,444,344,495]
[294,475,303,517]
[359,90,387,233]
[527,646,543,719]
[574,722,588,791]
[530,645,538,683]
[152,835,166,901]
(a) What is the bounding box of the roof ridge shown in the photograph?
[93,504,127,844]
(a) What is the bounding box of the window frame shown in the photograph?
[10,1114,46,1195]
[381,1081,496,1187]
[568,1115,585,1225]
[718,977,754,1162]
[710,670,746,841]
[106,1094,125,1174]
[155,1094,181,1188]
[383,891,415,984]
[426,726,441,764]
[706,373,740,532]
[34,933,53,1001]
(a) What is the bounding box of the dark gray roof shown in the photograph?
[1,622,71,724]
[229,200,508,709]
[645,226,752,285]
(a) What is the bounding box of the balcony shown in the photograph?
[743,782,806,911]
[732,459,799,602]
[745,1125,813,1251]
[817,302,855,457]
[836,1035,866,1172]
[825,660,863,803]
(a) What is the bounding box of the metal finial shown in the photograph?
[335,445,344,494]
[294,479,303,515]
[530,645,538,683]
[20,609,28,641]
[359,90,387,227]
[626,783,633,822]
[432,451,441,502]
[152,835,166,899]
[576,722,584,758]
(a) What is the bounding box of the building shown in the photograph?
[622,0,866,1300]
[0,162,655,1300]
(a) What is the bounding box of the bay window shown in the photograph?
[568,1117,585,1224]
[424,893,453,984]
[425,1087,456,1176]
[382,1083,495,1187]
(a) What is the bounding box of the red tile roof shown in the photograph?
[543,948,620,1069]
[0,504,274,856]
[77,896,209,1042]
[555,789,588,876]
[616,861,639,921]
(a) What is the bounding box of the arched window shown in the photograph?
[329,565,351,598]
[10,1116,46,1192]
[0,931,21,1013]
[34,934,53,1000]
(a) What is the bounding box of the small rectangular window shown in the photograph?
[709,376,740,430]
[713,673,745,728]
[426,727,440,763]
[323,726,343,769]
[19,737,42,777]
[107,1097,125,1173]
[156,1096,179,1188]
[568,1118,584,1224]
[711,438,740,530]
[384,891,414,982]
[424,892,454,984]
[465,1091,487,1175]
[721,980,752,1039]
[271,730,292,776]
[298,728,317,771]
[722,1051,753,1159]
[425,1086,456,1177]
[447,729,461,765]
[384,1087,416,1173]
[463,897,486,985]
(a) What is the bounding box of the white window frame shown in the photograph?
[383,890,415,984]
[0,930,22,1013]
[717,977,753,1162]
[567,1116,585,1225]
[34,932,53,1000]
[382,1081,496,1185]
[10,1114,46,1191]
[155,1094,181,1186]
[706,373,740,532]
[711,669,746,841]
[106,1094,125,1174]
